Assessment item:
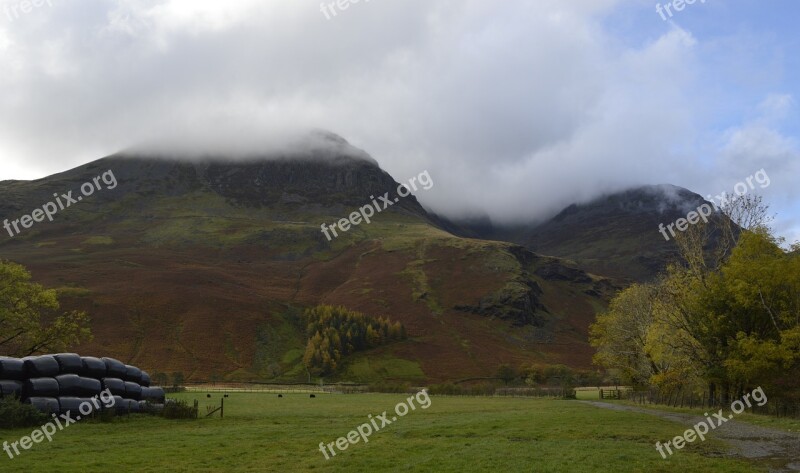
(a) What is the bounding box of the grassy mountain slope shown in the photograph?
[0,136,612,383]
[457,185,716,282]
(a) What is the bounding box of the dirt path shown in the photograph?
[582,401,800,472]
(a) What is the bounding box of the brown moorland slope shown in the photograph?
[0,135,614,382]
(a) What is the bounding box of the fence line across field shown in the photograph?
[181,383,371,394]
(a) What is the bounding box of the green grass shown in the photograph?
[252,309,306,381]
[0,395,761,472]
[614,400,800,434]
[339,356,426,383]
[575,388,601,400]
[399,258,443,316]
[83,236,114,245]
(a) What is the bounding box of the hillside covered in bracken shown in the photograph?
[0,135,615,383]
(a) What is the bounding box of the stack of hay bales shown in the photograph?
[0,354,166,416]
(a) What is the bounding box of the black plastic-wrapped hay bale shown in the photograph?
[124,381,142,400]
[58,396,86,414]
[140,400,164,414]
[56,375,102,397]
[111,395,125,413]
[101,378,126,396]
[77,377,102,397]
[0,380,24,398]
[24,378,60,398]
[117,398,140,414]
[140,371,151,387]
[101,357,127,378]
[54,374,82,396]
[124,365,143,384]
[127,398,141,413]
[78,397,99,415]
[141,386,166,403]
[80,357,107,379]
[0,358,25,380]
[153,387,165,401]
[53,353,83,375]
[23,356,60,378]
[25,397,59,414]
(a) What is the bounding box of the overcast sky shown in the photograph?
[0,0,798,241]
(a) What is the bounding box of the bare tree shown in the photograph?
[674,194,773,277]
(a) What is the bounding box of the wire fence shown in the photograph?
[179,383,370,395]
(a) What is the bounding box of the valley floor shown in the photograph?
[0,394,772,472]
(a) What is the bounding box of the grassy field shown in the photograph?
[613,399,800,433]
[0,394,762,472]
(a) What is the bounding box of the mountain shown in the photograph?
[457,185,718,282]
[0,133,613,383]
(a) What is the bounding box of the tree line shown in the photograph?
[302,305,407,376]
[590,195,800,407]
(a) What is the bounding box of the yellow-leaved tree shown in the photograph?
[0,260,92,357]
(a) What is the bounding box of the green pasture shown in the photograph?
[0,394,761,472]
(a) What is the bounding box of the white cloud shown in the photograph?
[0,0,797,240]
[756,93,795,123]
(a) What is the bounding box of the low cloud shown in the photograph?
[0,0,797,241]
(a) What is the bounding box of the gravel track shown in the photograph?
[582,401,800,472]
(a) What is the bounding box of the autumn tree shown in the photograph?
[0,260,92,357]
[673,193,771,279]
[497,364,517,385]
[172,372,185,388]
[715,230,800,400]
[302,305,407,376]
[590,283,660,386]
[153,371,169,387]
[592,218,800,405]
